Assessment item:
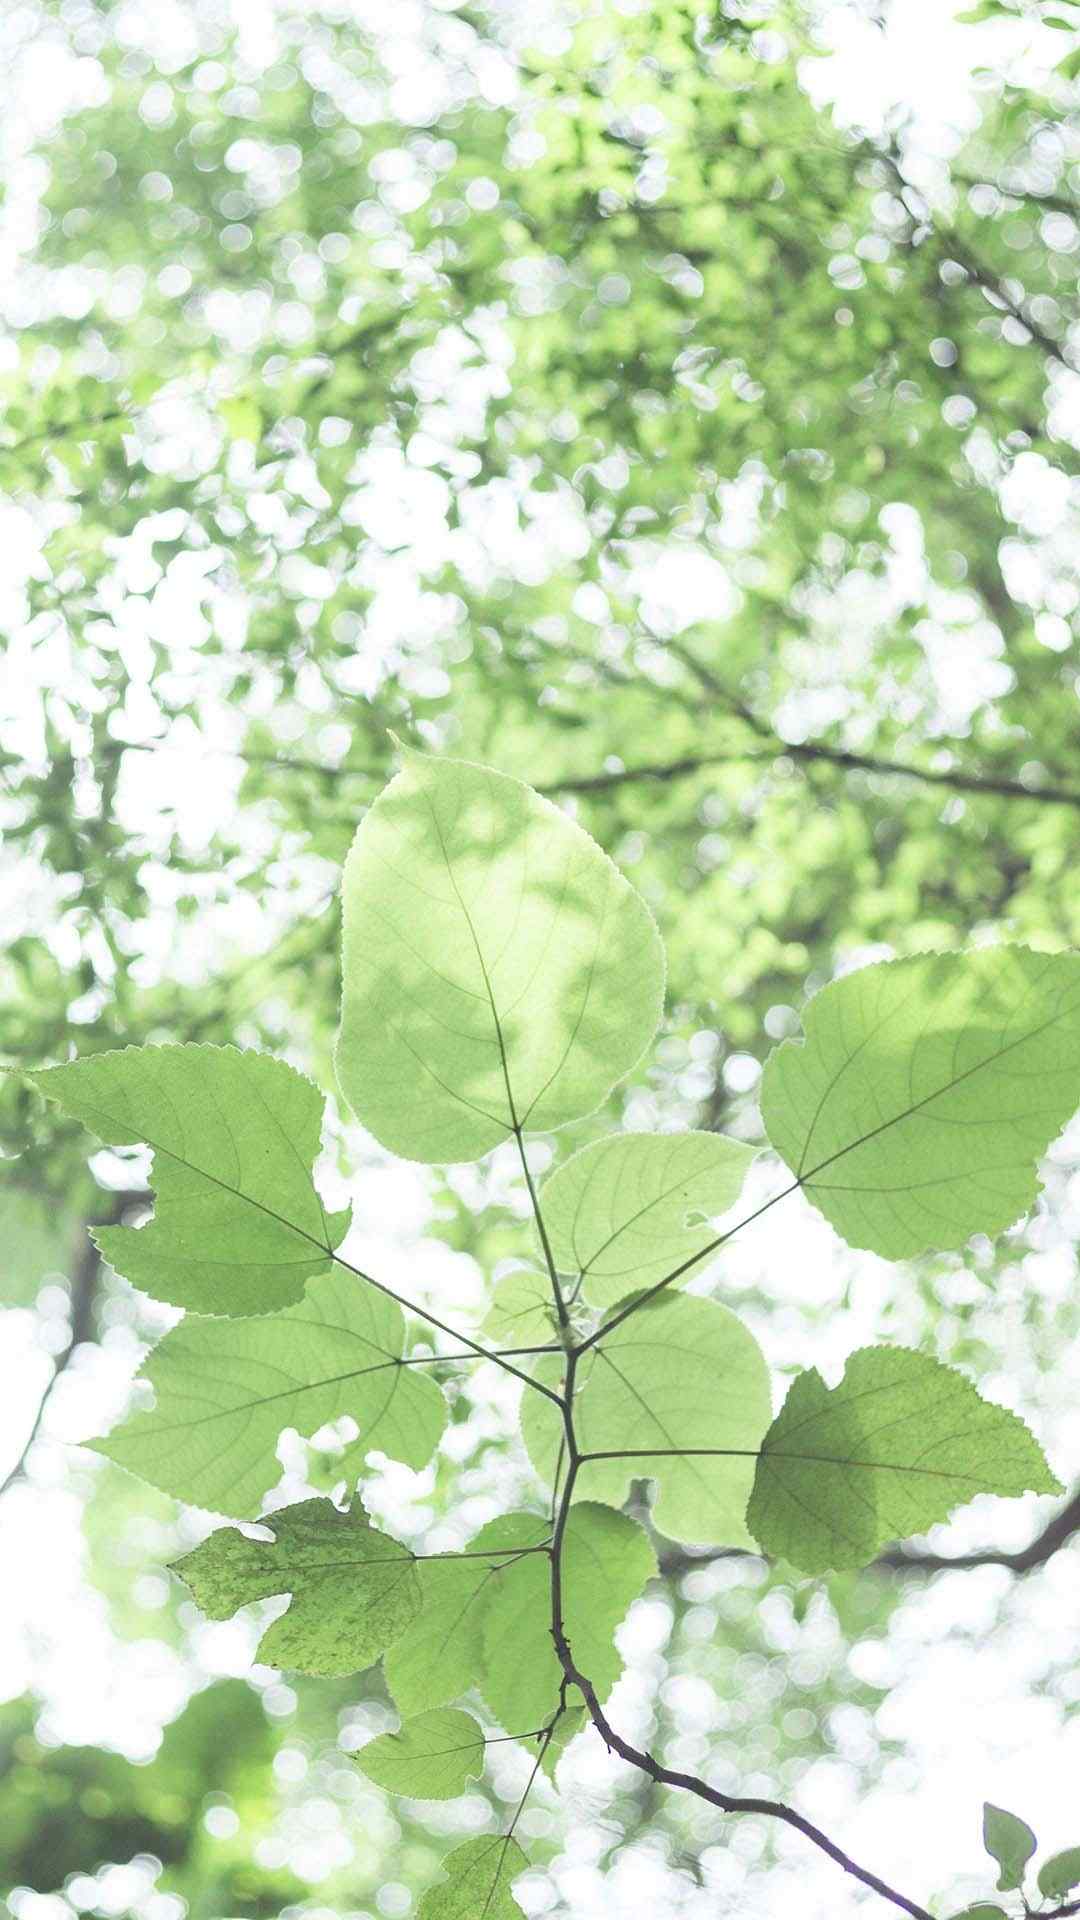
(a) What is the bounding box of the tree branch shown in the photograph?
[545,1360,934,1920]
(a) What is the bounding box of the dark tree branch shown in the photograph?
[654,1483,1080,1582]
[546,1392,934,1920]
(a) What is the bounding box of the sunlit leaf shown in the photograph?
[33,1045,348,1314]
[416,1836,527,1920]
[540,1130,755,1306]
[482,1270,559,1348]
[173,1497,421,1675]
[336,749,665,1162]
[762,948,1080,1258]
[384,1514,553,1719]
[480,1502,656,1733]
[747,1349,1060,1574]
[93,1268,446,1516]
[523,1295,772,1548]
[354,1709,485,1800]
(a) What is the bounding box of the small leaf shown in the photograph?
[1038,1847,1080,1899]
[483,1270,558,1348]
[172,1497,421,1675]
[33,1045,347,1314]
[523,1295,772,1548]
[540,1130,755,1307]
[748,1349,1060,1574]
[762,948,1080,1259]
[948,1907,1007,1919]
[354,1708,485,1799]
[983,1803,1036,1893]
[93,1268,446,1516]
[417,1836,527,1920]
[336,748,665,1162]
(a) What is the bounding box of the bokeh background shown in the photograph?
[4,0,1080,1915]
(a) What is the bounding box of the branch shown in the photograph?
[546,1406,933,1920]
[0,1190,135,1498]
[654,1483,1080,1582]
[877,1482,1080,1575]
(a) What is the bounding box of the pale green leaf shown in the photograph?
[417,1836,527,1920]
[523,1295,773,1548]
[384,1514,552,1718]
[540,1130,755,1307]
[33,1045,348,1314]
[383,1503,651,1731]
[762,948,1080,1259]
[539,1704,587,1781]
[335,749,665,1162]
[747,1348,1061,1574]
[480,1502,656,1733]
[482,1270,559,1348]
[983,1803,1037,1893]
[1038,1847,1080,1898]
[354,1708,485,1799]
[172,1497,421,1675]
[93,1268,446,1516]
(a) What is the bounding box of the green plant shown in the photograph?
[24,746,1080,1919]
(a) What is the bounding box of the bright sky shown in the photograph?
[2,3,1079,1918]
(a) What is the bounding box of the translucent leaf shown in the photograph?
[336,749,665,1162]
[172,1497,421,1676]
[523,1295,772,1548]
[93,1268,446,1516]
[354,1708,485,1800]
[384,1503,651,1730]
[416,1836,527,1920]
[540,1130,755,1307]
[482,1270,558,1348]
[384,1514,552,1718]
[33,1045,348,1314]
[762,948,1080,1258]
[1038,1847,1080,1898]
[747,1349,1060,1574]
[479,1502,656,1734]
[983,1803,1037,1893]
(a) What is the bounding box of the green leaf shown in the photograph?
[384,1504,652,1727]
[416,1836,527,1920]
[1038,1848,1080,1899]
[540,1704,587,1780]
[482,1270,559,1348]
[172,1497,421,1675]
[746,1348,1060,1574]
[384,1514,552,1717]
[480,1502,656,1733]
[983,1803,1037,1892]
[354,1708,485,1799]
[523,1295,773,1548]
[540,1130,755,1307]
[33,1045,348,1315]
[93,1268,446,1516]
[761,948,1080,1259]
[335,748,665,1162]
[948,1908,1007,1919]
